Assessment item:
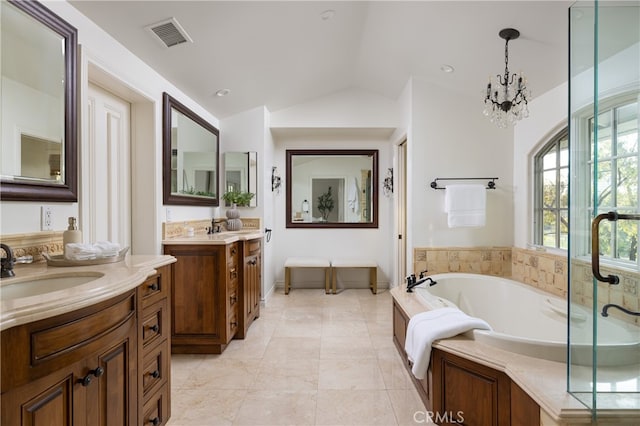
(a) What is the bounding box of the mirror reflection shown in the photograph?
[224,152,258,207]
[0,0,78,201]
[286,149,378,228]
[163,92,219,206]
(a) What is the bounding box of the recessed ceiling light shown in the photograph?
[440,64,455,73]
[215,88,231,97]
[320,9,336,21]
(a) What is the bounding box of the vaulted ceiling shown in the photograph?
[70,1,573,119]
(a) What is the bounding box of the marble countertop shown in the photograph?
[162,230,264,245]
[390,286,640,424]
[0,254,176,331]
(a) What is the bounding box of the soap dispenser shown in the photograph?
[63,217,82,255]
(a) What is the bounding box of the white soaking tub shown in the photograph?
[412,273,640,366]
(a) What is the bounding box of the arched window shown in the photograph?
[534,129,569,249]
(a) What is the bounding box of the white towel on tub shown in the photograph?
[404,307,492,379]
[444,184,486,228]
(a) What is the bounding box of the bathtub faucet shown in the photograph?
[405,272,437,292]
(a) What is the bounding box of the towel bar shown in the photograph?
[430,177,498,190]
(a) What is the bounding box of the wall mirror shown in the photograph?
[224,151,257,207]
[163,92,219,206]
[0,0,78,201]
[286,149,378,228]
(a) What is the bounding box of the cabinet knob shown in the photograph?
[79,366,104,386]
[149,282,159,291]
[149,324,160,333]
[249,259,257,266]
[230,295,237,304]
[151,369,160,379]
[231,247,237,255]
[150,417,161,426]
[230,321,237,327]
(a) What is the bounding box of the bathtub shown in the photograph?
[412,273,640,366]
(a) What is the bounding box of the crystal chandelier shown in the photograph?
[483,28,531,128]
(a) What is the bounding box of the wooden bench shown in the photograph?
[330,259,378,294]
[284,257,331,294]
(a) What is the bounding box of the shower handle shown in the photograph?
[591,211,640,285]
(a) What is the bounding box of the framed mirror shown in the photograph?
[163,92,219,206]
[0,0,78,202]
[224,152,257,207]
[286,149,378,228]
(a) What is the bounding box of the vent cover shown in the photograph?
[146,18,192,48]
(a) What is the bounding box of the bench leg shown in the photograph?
[285,267,291,295]
[370,267,377,294]
[326,268,332,294]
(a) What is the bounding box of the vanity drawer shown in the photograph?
[142,342,168,398]
[228,310,239,340]
[140,267,168,308]
[227,242,239,266]
[228,265,239,285]
[245,239,261,256]
[142,383,170,426]
[141,299,168,348]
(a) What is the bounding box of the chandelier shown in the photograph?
[483,28,530,128]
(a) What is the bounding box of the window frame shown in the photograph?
[534,128,569,250]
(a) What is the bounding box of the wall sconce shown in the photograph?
[271,166,281,192]
[383,168,393,196]
[302,199,310,213]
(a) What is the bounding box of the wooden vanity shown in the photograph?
[163,232,262,354]
[0,256,174,426]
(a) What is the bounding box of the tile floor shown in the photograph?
[168,289,427,425]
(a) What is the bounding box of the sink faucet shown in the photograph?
[1,243,15,278]
[406,270,437,292]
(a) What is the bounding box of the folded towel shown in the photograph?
[404,307,492,379]
[65,241,121,260]
[444,184,486,228]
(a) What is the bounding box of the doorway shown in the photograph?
[396,140,408,287]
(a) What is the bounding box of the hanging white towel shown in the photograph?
[347,177,360,213]
[404,307,492,379]
[444,184,486,228]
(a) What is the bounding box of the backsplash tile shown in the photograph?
[162,217,262,240]
[413,247,512,278]
[0,231,64,261]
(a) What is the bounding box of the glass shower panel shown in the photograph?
[569,0,640,417]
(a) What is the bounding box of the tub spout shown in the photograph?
[601,303,640,317]
[406,273,437,292]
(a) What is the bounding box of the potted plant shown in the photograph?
[222,190,254,231]
[317,186,334,222]
[222,190,254,207]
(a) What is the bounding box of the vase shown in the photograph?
[225,203,243,231]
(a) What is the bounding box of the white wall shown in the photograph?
[1,1,220,247]
[409,77,514,249]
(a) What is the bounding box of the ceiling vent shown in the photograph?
[146,18,193,48]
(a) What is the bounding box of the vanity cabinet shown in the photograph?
[137,265,172,426]
[238,238,261,339]
[164,242,242,353]
[1,290,138,426]
[392,300,540,426]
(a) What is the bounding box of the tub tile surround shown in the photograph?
[414,246,640,326]
[413,246,513,278]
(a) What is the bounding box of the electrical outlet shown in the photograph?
[41,206,53,231]
[166,208,172,222]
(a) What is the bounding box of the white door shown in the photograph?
[84,83,131,247]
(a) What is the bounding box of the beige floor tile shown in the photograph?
[272,318,323,338]
[218,337,270,360]
[169,389,246,425]
[253,358,319,390]
[318,359,386,390]
[261,336,322,362]
[171,354,207,390]
[322,305,364,321]
[315,389,398,425]
[281,306,324,321]
[187,358,260,390]
[233,390,317,425]
[388,388,436,425]
[321,319,369,337]
[320,335,376,359]
[378,354,413,390]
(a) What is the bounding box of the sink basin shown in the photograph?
[0,272,105,299]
